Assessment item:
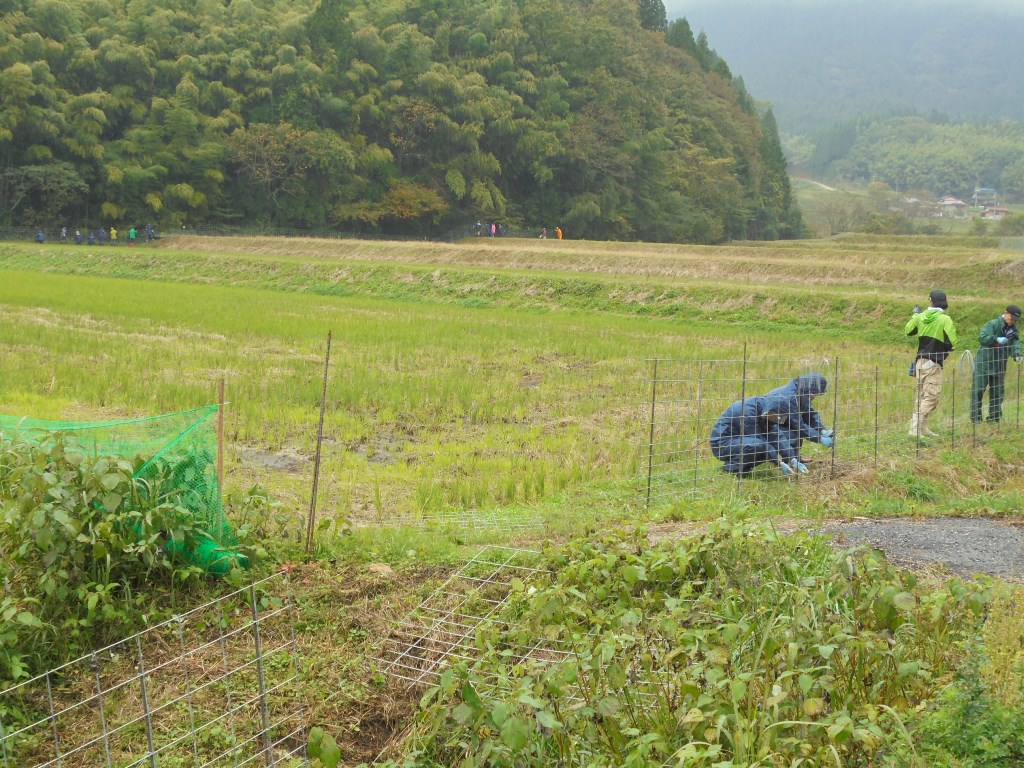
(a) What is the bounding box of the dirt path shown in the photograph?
[822,517,1024,580]
[649,517,1024,581]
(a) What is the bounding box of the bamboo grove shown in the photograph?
[0,0,803,242]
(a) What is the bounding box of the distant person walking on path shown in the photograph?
[971,304,1022,424]
[906,290,957,438]
[128,226,137,245]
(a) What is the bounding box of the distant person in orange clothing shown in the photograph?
[555,226,563,240]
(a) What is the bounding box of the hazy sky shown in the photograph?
[666,0,1024,20]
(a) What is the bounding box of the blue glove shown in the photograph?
[820,434,834,448]
[997,336,1009,345]
[779,461,794,476]
[789,458,809,474]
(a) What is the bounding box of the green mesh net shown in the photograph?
[0,406,246,574]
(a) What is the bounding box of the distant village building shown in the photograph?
[981,206,1010,220]
[972,186,998,207]
[937,196,968,218]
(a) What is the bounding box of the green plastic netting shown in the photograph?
[0,406,246,575]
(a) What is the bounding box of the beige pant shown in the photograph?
[913,359,943,418]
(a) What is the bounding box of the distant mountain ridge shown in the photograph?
[672,0,1024,136]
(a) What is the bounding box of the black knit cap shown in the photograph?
[1007,305,1022,319]
[929,289,948,310]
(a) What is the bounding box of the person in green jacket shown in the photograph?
[906,289,957,438]
[971,304,1022,423]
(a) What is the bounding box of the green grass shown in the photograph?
[3,234,1024,765]
[2,235,1022,523]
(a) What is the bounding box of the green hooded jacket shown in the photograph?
[905,307,957,366]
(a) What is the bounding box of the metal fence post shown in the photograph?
[215,602,240,765]
[250,586,273,767]
[950,358,957,449]
[694,360,704,492]
[914,361,923,457]
[91,653,114,768]
[738,344,748,491]
[645,358,659,508]
[1017,361,1021,429]
[135,637,158,768]
[873,366,880,466]
[175,619,202,768]
[831,358,840,479]
[45,672,62,768]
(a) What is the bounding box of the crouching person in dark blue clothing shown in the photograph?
[709,393,806,478]
[765,374,834,460]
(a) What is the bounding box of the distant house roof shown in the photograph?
[981,206,1010,219]
[938,196,967,207]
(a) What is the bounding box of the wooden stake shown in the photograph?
[306,331,332,553]
[217,377,225,492]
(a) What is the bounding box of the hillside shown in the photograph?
[672,0,1024,136]
[0,0,801,242]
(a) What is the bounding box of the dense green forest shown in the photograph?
[0,0,802,242]
[802,115,1024,202]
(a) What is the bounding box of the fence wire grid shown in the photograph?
[0,573,306,768]
[643,350,1022,504]
[372,546,603,694]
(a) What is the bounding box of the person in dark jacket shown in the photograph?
[906,289,957,438]
[971,305,1022,423]
[765,374,834,458]
[709,392,806,477]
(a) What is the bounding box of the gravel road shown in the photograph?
[822,517,1024,580]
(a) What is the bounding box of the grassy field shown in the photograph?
[2,234,1024,765]
[2,233,1022,525]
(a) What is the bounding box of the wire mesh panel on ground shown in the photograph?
[0,406,244,573]
[643,352,1023,504]
[0,573,305,768]
[372,547,572,688]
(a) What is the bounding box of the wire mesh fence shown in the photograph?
[0,573,306,768]
[643,350,1023,504]
[371,546,570,689]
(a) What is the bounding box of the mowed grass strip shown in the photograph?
[156,233,1014,291]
